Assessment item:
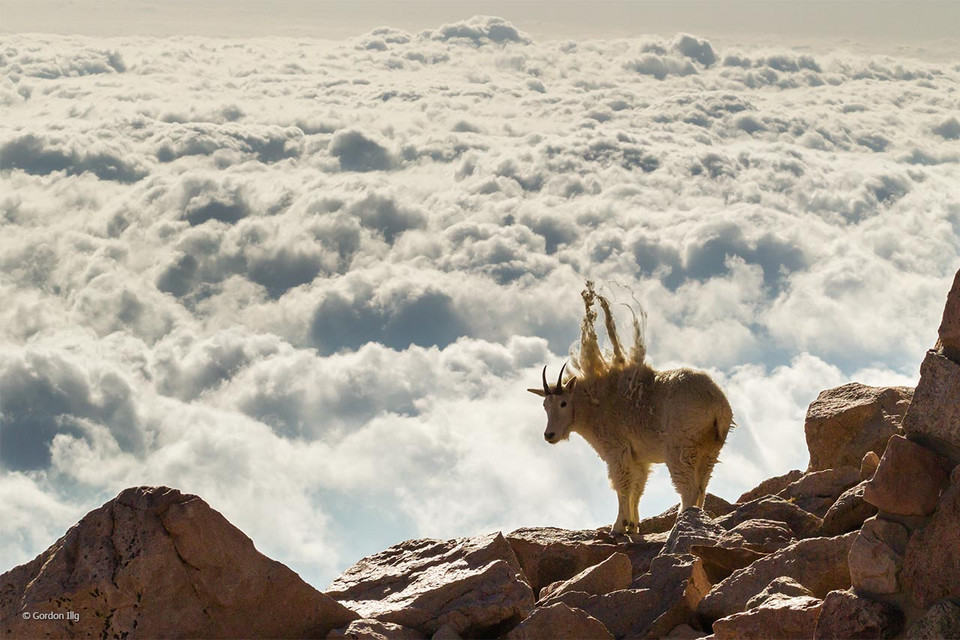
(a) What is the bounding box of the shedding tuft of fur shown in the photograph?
[570,280,651,402]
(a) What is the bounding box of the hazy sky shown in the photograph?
[4,1,960,51]
[1,6,958,590]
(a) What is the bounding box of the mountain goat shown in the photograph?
[528,281,733,535]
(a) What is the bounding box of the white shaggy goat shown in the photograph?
[528,281,733,535]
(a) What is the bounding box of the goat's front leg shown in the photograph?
[608,454,636,535]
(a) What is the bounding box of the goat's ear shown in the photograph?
[527,388,547,397]
[564,377,577,393]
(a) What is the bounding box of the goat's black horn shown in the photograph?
[542,365,550,395]
[556,362,567,394]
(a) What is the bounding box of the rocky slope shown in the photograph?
[2,268,959,639]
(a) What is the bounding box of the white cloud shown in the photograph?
[2,22,958,588]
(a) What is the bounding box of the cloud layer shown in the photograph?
[2,19,958,588]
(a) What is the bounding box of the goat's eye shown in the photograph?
[560,401,567,408]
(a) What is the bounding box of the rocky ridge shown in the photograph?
[2,268,958,639]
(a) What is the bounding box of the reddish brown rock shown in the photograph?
[690,545,767,584]
[539,552,632,602]
[863,435,952,516]
[821,481,878,536]
[720,519,796,554]
[663,508,726,554]
[861,451,881,480]
[778,466,861,517]
[505,527,665,595]
[736,470,804,503]
[813,590,903,639]
[804,383,913,472]
[745,577,814,609]
[906,599,960,639]
[902,350,960,463]
[505,603,612,640]
[696,532,857,624]
[639,494,735,535]
[716,496,822,538]
[326,532,533,637]
[937,268,960,362]
[712,593,823,640]
[0,487,357,640]
[901,465,960,609]
[848,517,909,595]
[579,554,711,638]
[328,619,426,640]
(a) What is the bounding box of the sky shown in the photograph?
[1,3,959,590]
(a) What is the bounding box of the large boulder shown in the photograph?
[719,519,796,554]
[0,486,357,640]
[813,590,903,639]
[505,527,665,595]
[326,532,533,637]
[696,532,857,624]
[901,465,960,609]
[902,351,960,463]
[820,481,878,536]
[716,496,822,538]
[777,467,861,517]
[574,554,711,639]
[737,470,804,504]
[539,552,632,602]
[663,508,726,555]
[804,383,913,472]
[712,593,823,640]
[863,435,952,516]
[848,516,909,595]
[505,603,612,640]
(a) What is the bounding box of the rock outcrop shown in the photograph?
[804,382,913,472]
[325,532,534,637]
[2,266,957,640]
[0,487,357,639]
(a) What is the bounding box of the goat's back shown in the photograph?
[651,367,733,442]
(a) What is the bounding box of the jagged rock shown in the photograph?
[505,603,612,640]
[696,532,857,624]
[539,552,632,602]
[861,451,881,480]
[720,519,795,553]
[690,545,767,584]
[804,383,913,472]
[663,508,726,554]
[576,554,711,638]
[901,465,960,609]
[716,496,822,538]
[736,470,804,503]
[863,435,952,516]
[777,466,861,517]
[820,481,877,536]
[745,577,814,610]
[848,516,909,595]
[327,619,426,640]
[505,527,665,595]
[639,494,735,535]
[0,486,357,640]
[326,532,533,637]
[712,593,823,640]
[906,599,960,639]
[902,350,960,463]
[936,268,960,362]
[813,590,903,639]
